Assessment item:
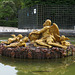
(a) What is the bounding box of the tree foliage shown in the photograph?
[0,1,17,20]
[0,0,75,20]
[0,0,75,27]
[24,0,75,7]
[13,0,24,10]
[0,0,24,20]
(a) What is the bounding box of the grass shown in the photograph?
[68,37,75,45]
[0,37,11,40]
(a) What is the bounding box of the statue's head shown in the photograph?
[43,19,51,27]
[17,34,23,39]
[11,34,16,37]
[60,35,69,41]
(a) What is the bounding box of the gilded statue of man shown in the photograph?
[29,19,70,49]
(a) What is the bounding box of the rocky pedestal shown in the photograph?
[0,43,74,59]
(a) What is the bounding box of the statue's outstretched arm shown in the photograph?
[34,26,50,34]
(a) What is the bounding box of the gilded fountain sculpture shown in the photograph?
[0,19,74,59]
[2,19,70,49]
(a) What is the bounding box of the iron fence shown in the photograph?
[18,4,75,29]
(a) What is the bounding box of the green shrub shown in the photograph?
[0,20,18,27]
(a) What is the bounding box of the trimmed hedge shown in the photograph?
[0,20,18,27]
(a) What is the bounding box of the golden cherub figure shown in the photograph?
[1,34,23,44]
[5,36,29,47]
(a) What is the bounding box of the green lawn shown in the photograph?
[0,37,11,40]
[68,37,75,45]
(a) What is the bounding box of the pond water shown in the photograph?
[0,37,75,75]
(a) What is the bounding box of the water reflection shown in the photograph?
[0,63,17,75]
[0,55,75,75]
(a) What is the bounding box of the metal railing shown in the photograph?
[18,4,75,29]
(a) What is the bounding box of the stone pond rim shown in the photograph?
[0,29,75,37]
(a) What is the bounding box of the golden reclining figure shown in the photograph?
[29,19,70,49]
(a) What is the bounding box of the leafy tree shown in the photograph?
[13,0,24,10]
[0,0,75,27]
[0,1,17,20]
[24,0,75,7]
